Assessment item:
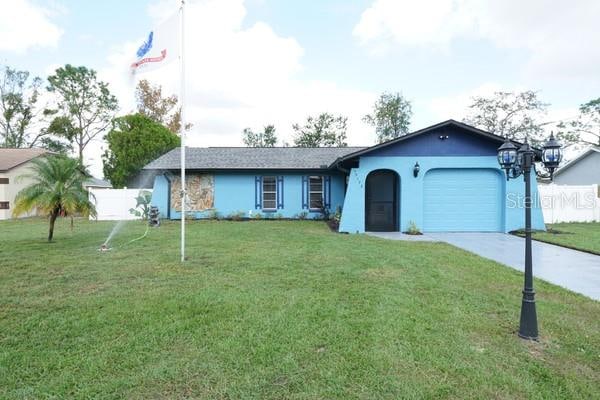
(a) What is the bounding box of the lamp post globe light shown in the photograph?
[497,133,563,341]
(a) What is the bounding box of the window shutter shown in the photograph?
[277,176,284,209]
[302,176,308,209]
[324,175,331,209]
[255,176,262,209]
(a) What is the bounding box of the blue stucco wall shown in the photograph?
[151,174,170,219]
[338,155,545,233]
[151,171,346,219]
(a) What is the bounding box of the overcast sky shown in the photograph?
[1,0,599,177]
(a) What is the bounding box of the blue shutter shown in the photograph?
[277,176,284,209]
[301,176,308,209]
[255,176,262,209]
[324,175,331,209]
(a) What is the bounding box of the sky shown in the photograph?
[1,0,599,178]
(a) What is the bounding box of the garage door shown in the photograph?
[423,168,503,232]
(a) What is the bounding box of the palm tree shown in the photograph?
[13,156,96,241]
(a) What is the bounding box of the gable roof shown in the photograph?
[144,146,367,171]
[0,148,48,172]
[332,119,519,166]
[554,146,600,177]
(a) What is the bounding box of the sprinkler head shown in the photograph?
[99,244,110,252]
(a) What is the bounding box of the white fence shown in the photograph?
[538,184,600,223]
[89,188,152,221]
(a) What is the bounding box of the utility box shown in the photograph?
[149,206,160,227]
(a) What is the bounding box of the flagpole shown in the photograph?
[179,0,186,262]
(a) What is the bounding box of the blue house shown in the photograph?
[145,120,545,233]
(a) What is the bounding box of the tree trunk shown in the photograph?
[48,210,59,242]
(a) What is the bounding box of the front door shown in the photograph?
[365,170,398,231]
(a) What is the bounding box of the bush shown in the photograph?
[128,190,152,220]
[297,211,308,220]
[251,212,263,220]
[332,206,342,224]
[227,211,245,221]
[406,220,422,235]
[206,209,221,220]
[274,213,284,220]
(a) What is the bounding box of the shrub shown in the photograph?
[227,211,245,221]
[206,209,221,220]
[297,211,308,220]
[129,190,152,220]
[406,220,422,235]
[332,206,342,223]
[274,213,284,220]
[252,212,263,220]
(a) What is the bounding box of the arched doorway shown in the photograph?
[365,169,399,232]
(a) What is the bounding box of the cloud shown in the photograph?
[354,0,600,78]
[427,82,509,122]
[93,0,376,177]
[0,0,64,52]
[428,83,581,144]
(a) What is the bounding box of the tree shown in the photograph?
[13,155,96,241]
[462,90,572,147]
[0,66,43,148]
[363,92,412,143]
[292,113,348,147]
[102,113,180,188]
[135,79,190,133]
[47,64,118,163]
[557,97,600,146]
[242,124,277,147]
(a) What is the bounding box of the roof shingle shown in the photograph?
[0,148,48,172]
[143,147,367,170]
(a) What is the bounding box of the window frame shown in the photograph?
[0,201,9,210]
[0,178,8,184]
[261,176,277,211]
[308,175,324,211]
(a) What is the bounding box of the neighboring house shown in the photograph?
[144,120,546,233]
[83,177,113,190]
[0,148,48,220]
[552,146,600,185]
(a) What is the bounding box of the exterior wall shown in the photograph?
[339,156,546,233]
[0,162,39,220]
[151,171,346,219]
[554,152,600,185]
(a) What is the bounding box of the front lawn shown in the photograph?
[0,219,599,399]
[531,222,600,255]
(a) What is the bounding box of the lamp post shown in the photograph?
[497,133,562,340]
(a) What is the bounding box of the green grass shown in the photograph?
[528,222,600,255]
[0,218,599,399]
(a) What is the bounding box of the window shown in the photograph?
[262,176,277,210]
[309,176,323,210]
[0,201,9,210]
[0,178,8,184]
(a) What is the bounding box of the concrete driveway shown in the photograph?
[368,232,600,301]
